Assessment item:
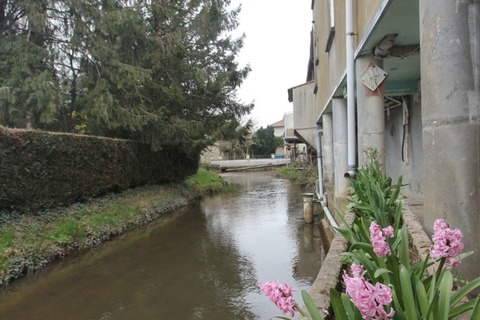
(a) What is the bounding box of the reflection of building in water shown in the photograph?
[292,223,331,281]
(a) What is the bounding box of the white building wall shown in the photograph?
[385,95,423,202]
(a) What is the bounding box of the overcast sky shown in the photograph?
[230,0,313,128]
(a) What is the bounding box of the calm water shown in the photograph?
[0,172,328,319]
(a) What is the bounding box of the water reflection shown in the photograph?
[0,172,326,319]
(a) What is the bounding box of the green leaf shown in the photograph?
[388,178,402,208]
[335,227,355,244]
[399,264,418,320]
[374,268,392,279]
[412,253,433,278]
[349,242,374,253]
[427,274,436,301]
[390,232,402,252]
[340,293,358,320]
[458,250,474,260]
[438,270,453,320]
[393,200,403,231]
[373,182,387,226]
[341,251,375,279]
[399,226,411,270]
[415,278,430,320]
[386,255,402,294]
[356,217,372,242]
[470,297,480,320]
[358,249,377,271]
[450,277,480,307]
[329,289,349,320]
[391,291,407,320]
[301,290,323,320]
[449,298,478,318]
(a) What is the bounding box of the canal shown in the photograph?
[0,172,328,319]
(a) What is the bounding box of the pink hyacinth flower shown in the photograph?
[382,226,394,237]
[370,222,394,257]
[350,262,364,277]
[343,264,395,320]
[259,281,298,317]
[430,219,464,268]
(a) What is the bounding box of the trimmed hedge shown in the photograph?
[0,127,199,212]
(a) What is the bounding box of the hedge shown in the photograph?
[0,126,199,212]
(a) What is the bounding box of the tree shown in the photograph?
[251,126,277,157]
[219,118,253,159]
[69,0,253,153]
[0,0,253,154]
[0,0,61,128]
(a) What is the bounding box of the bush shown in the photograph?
[0,126,199,212]
[275,163,318,191]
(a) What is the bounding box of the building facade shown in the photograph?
[290,0,479,280]
[270,118,287,157]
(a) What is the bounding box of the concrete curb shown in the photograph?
[310,211,355,319]
[402,202,434,274]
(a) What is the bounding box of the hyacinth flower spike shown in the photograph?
[260,280,327,320]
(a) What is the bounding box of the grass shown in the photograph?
[0,230,14,251]
[274,163,318,192]
[0,169,230,286]
[46,217,86,246]
[184,168,230,193]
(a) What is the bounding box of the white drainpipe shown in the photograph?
[345,0,356,178]
[315,128,324,198]
[316,126,339,230]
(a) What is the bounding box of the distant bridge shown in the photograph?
[209,158,291,172]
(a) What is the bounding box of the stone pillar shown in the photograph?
[420,0,480,280]
[303,193,314,224]
[332,98,348,197]
[322,113,334,184]
[356,56,386,167]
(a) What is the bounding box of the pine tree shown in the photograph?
[1,0,252,153]
[75,0,252,151]
[0,0,61,128]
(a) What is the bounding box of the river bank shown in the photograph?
[274,164,318,192]
[0,169,232,286]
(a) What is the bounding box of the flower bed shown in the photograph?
[260,155,480,320]
[310,202,433,319]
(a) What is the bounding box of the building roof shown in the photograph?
[287,80,315,102]
[270,119,284,128]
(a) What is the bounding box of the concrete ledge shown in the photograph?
[310,211,355,319]
[402,202,434,274]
